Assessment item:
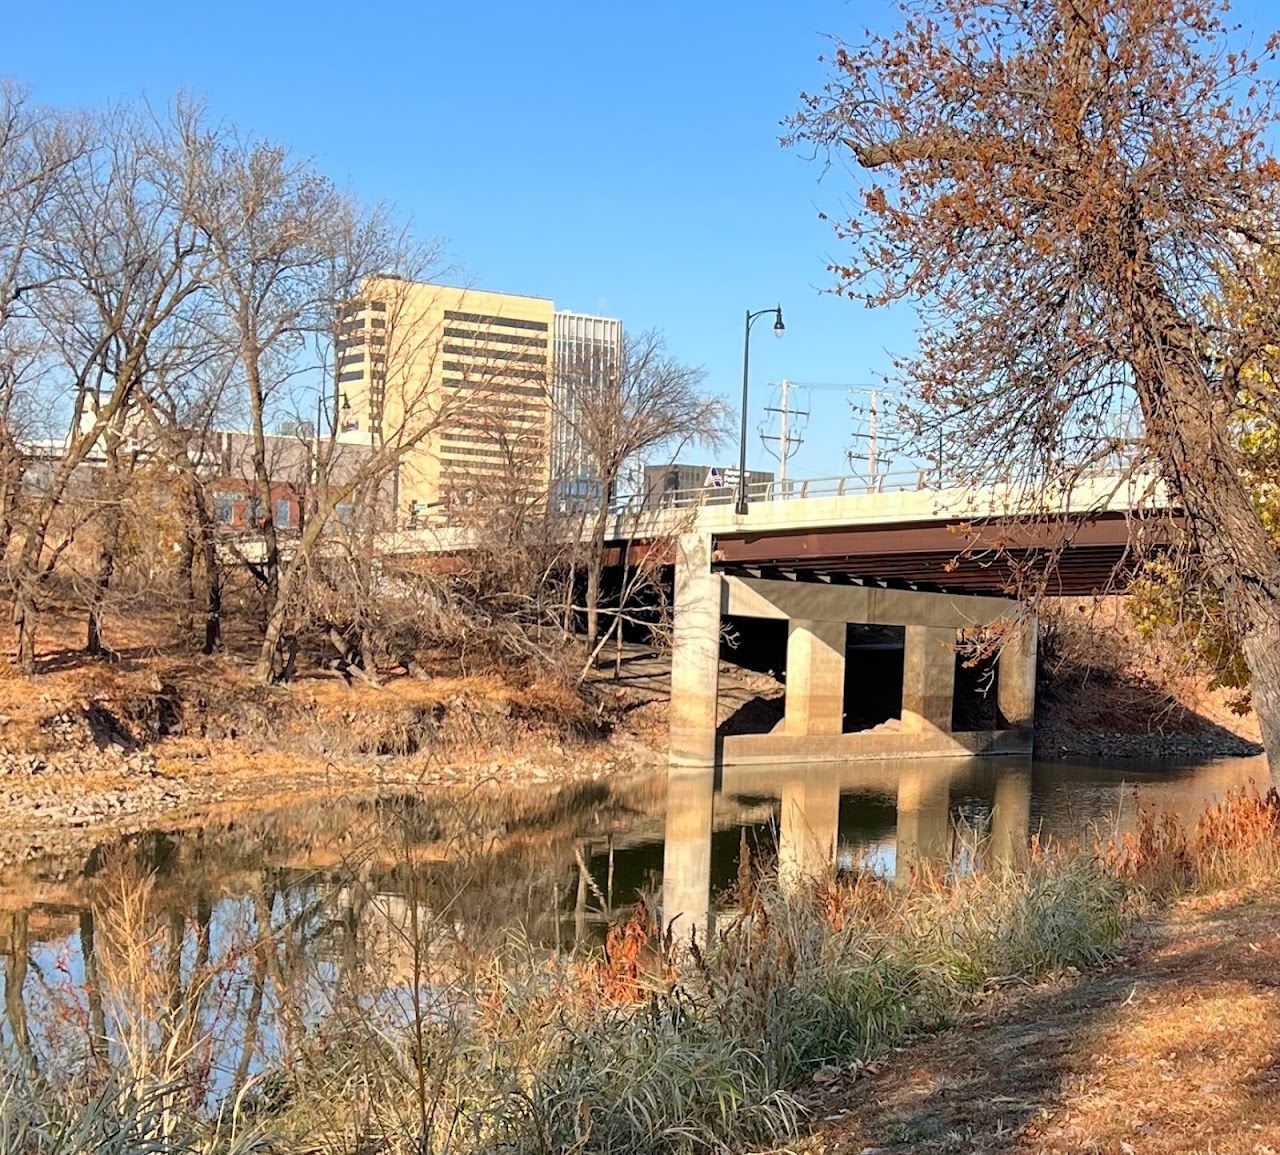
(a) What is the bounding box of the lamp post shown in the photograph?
[736,304,785,515]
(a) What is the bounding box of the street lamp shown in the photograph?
[736,304,785,515]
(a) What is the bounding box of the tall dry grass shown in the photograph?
[1100,785,1280,895]
[2,787,1278,1154]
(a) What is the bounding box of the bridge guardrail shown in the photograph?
[401,459,1152,531]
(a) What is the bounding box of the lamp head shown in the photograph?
[773,306,786,338]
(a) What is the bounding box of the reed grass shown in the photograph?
[2,787,1277,1155]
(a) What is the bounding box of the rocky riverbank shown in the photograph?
[0,655,664,868]
[1033,726,1263,761]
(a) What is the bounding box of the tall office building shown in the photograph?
[337,279,623,523]
[550,310,623,507]
[337,282,555,519]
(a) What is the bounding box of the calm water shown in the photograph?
[0,752,1268,1075]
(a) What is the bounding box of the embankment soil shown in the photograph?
[0,646,675,867]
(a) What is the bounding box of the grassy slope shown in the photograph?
[809,885,1280,1154]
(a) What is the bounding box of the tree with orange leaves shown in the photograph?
[790,0,1280,778]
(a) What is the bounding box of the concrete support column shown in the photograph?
[997,616,1038,730]
[661,767,715,945]
[902,625,957,732]
[668,533,721,766]
[895,764,952,881]
[989,764,1032,869]
[778,767,841,887]
[784,619,846,735]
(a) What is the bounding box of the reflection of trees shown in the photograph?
[0,777,665,1102]
[4,912,34,1076]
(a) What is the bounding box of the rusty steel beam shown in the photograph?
[709,512,1176,597]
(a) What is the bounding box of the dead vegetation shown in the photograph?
[1035,597,1262,756]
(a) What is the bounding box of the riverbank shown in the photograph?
[802,884,1280,1154]
[0,595,1270,864]
[0,647,671,867]
[6,788,1279,1155]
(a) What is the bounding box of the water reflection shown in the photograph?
[660,753,1269,936]
[0,752,1268,1077]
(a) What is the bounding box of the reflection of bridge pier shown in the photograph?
[779,766,842,884]
[990,764,1033,867]
[659,767,716,942]
[895,763,954,877]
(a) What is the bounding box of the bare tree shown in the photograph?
[552,329,729,664]
[790,0,1280,775]
[251,263,456,682]
[191,128,347,645]
[0,85,82,589]
[8,101,210,670]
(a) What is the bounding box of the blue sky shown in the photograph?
[5,1,1279,482]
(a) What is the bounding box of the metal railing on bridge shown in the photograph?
[604,468,941,518]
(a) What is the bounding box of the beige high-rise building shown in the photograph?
[336,282,555,519]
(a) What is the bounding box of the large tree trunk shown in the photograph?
[1122,224,1280,779]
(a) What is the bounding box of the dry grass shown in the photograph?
[810,790,1280,1155]
[815,889,1280,1155]
[1101,785,1280,894]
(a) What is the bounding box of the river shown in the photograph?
[0,752,1268,1079]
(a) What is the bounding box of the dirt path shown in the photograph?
[808,888,1280,1154]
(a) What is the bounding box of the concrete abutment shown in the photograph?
[668,533,1036,766]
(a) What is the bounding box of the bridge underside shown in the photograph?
[669,533,1040,769]
[709,511,1166,596]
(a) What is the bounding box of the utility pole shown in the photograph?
[761,378,807,495]
[868,387,878,488]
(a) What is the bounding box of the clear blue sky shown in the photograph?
[5,1,1278,482]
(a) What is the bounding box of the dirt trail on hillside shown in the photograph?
[809,890,1280,1154]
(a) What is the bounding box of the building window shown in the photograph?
[444,310,548,332]
[276,498,293,529]
[214,492,235,525]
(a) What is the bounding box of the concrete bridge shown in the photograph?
[662,471,1173,768]
[385,468,1172,767]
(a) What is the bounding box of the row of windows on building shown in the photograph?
[210,489,355,531]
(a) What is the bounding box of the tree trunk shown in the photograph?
[256,596,290,682]
[204,575,222,656]
[584,493,612,653]
[192,482,222,655]
[242,343,280,636]
[178,521,197,639]
[13,585,37,674]
[1121,222,1280,780]
[86,502,121,658]
[585,558,602,650]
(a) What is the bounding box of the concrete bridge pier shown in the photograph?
[669,534,722,766]
[785,620,846,735]
[668,532,1038,767]
[998,617,1037,729]
[902,624,958,732]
